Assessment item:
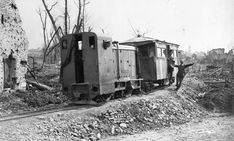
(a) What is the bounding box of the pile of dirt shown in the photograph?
[199,88,234,112]
[197,81,234,112]
[35,77,208,140]
[0,64,67,117]
[190,68,234,113]
[0,90,32,117]
[14,90,68,107]
[0,89,68,117]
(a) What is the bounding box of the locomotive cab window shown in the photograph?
[89,36,95,49]
[78,41,82,50]
[174,50,177,58]
[62,40,67,49]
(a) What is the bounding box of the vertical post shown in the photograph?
[116,43,120,79]
[135,47,141,78]
[113,41,120,79]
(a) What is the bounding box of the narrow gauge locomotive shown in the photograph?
[60,32,179,102]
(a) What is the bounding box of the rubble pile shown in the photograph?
[14,90,68,107]
[0,89,68,117]
[177,75,208,102]
[0,63,67,117]
[35,77,207,140]
[190,67,234,112]
[26,64,61,89]
[0,90,32,116]
[199,87,234,112]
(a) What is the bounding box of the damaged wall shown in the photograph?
[0,0,28,91]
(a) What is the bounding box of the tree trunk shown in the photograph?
[41,0,61,40]
[64,0,68,35]
[26,79,53,91]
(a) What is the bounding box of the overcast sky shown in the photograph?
[15,0,234,52]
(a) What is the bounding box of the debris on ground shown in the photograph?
[190,66,234,112]
[0,63,233,140]
[0,89,68,117]
[0,65,67,117]
[32,76,208,140]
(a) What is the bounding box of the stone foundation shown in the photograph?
[0,0,28,91]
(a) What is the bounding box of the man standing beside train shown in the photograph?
[174,60,194,90]
[167,49,175,85]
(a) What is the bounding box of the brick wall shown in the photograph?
[0,0,28,91]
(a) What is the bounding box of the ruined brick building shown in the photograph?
[0,0,28,91]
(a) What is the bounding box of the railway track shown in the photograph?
[0,104,95,122]
[0,85,170,122]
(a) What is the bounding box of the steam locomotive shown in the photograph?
[60,32,179,102]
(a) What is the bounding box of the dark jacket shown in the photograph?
[174,63,194,77]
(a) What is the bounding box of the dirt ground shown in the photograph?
[103,113,234,141]
[0,72,233,141]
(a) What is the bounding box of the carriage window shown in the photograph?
[157,48,162,57]
[89,36,95,49]
[62,40,67,49]
[162,49,166,58]
[149,46,155,57]
[172,50,175,58]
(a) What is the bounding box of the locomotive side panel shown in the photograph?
[97,36,116,94]
[60,35,77,92]
[118,46,137,80]
[82,33,100,94]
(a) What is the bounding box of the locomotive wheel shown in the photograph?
[132,88,141,95]
[142,82,151,92]
[93,93,113,103]
[113,91,124,99]
[124,90,132,98]
[113,90,132,99]
[159,79,168,86]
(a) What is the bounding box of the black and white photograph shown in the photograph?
[0,0,234,140]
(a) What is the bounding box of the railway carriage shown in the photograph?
[120,37,179,86]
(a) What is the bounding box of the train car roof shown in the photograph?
[119,36,155,46]
[112,44,136,50]
[120,36,179,47]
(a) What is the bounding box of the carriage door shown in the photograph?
[138,43,156,80]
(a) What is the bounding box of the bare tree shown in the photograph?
[82,0,85,32]
[38,0,90,70]
[41,0,61,40]
[64,0,68,35]
[37,9,49,47]
[73,0,90,33]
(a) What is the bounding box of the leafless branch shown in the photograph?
[41,0,61,40]
[48,1,58,11]
[37,8,48,46]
